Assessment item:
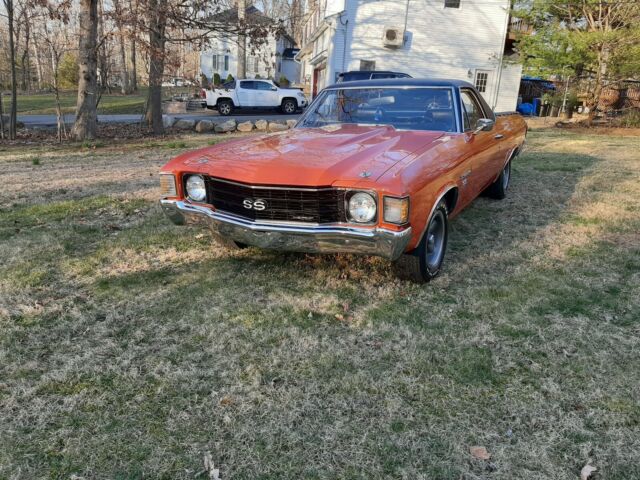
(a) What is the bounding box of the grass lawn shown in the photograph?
[12,87,196,116]
[0,129,638,479]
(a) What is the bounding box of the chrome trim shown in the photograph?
[207,176,337,192]
[161,199,412,260]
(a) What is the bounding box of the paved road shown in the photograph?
[18,110,301,128]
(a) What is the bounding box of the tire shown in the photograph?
[281,98,297,114]
[393,201,449,283]
[485,159,511,200]
[217,99,233,116]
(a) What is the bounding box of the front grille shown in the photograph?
[205,177,347,224]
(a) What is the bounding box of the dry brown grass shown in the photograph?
[0,129,639,479]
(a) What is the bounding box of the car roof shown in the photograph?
[325,78,475,89]
[339,70,407,75]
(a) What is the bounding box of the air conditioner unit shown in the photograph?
[382,26,405,48]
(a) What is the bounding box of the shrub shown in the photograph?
[213,73,221,85]
[620,109,640,128]
[200,73,209,89]
[58,53,79,89]
[279,74,290,87]
[226,74,234,83]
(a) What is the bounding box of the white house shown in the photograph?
[295,0,522,112]
[199,6,298,84]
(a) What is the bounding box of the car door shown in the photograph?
[254,81,279,107]
[237,81,255,106]
[459,88,503,200]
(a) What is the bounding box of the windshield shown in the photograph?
[298,87,457,132]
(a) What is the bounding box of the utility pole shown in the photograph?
[237,0,246,79]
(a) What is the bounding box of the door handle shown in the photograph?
[494,134,504,140]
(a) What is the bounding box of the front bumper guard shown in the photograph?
[161,199,412,260]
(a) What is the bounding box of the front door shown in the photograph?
[459,88,503,202]
[254,81,279,107]
[313,65,326,98]
[237,80,255,106]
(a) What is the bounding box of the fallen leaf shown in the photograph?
[203,452,221,480]
[470,446,491,460]
[580,463,597,480]
[335,313,345,321]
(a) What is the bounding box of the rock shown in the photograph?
[237,121,254,132]
[255,119,268,131]
[214,119,237,133]
[174,118,196,130]
[162,115,176,128]
[286,119,297,129]
[268,121,288,132]
[195,119,214,132]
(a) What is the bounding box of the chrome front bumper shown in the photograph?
[161,199,412,260]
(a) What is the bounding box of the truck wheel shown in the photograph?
[393,201,449,283]
[218,100,233,116]
[281,99,297,114]
[485,160,511,200]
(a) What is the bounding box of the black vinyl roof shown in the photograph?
[325,78,476,89]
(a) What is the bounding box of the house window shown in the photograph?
[254,57,260,72]
[360,60,375,71]
[475,71,489,93]
[444,0,460,8]
[212,54,218,71]
[224,55,229,71]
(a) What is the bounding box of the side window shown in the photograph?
[444,0,460,7]
[254,81,273,91]
[240,81,255,90]
[460,90,485,131]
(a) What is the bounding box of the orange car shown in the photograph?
[160,79,527,282]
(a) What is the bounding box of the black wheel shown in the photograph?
[485,160,511,200]
[217,99,233,116]
[393,201,449,283]
[281,99,297,114]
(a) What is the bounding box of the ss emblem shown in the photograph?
[243,198,266,211]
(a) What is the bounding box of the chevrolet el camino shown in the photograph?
[160,79,527,282]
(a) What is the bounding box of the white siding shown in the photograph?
[340,0,516,108]
[200,35,278,81]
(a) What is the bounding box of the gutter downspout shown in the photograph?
[339,12,349,72]
[493,2,510,110]
[403,0,410,44]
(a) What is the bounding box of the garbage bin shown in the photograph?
[532,98,541,116]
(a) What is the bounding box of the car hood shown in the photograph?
[164,124,445,186]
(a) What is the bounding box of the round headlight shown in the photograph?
[348,192,377,223]
[185,175,206,202]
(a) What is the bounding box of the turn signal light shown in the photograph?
[383,196,409,224]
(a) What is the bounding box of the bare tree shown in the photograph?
[2,0,18,139]
[113,0,130,93]
[70,0,98,140]
[146,0,166,134]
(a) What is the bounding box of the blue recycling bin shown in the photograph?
[532,98,541,116]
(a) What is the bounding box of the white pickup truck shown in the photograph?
[201,79,308,116]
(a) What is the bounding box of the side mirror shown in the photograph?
[271,87,278,91]
[474,118,495,134]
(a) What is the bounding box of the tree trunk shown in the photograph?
[70,0,99,140]
[147,0,166,135]
[113,0,130,94]
[31,24,43,90]
[130,38,138,91]
[5,0,18,139]
[129,0,138,91]
[21,15,30,92]
[237,0,246,79]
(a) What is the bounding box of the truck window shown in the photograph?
[460,89,485,131]
[254,81,274,91]
[240,81,255,90]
